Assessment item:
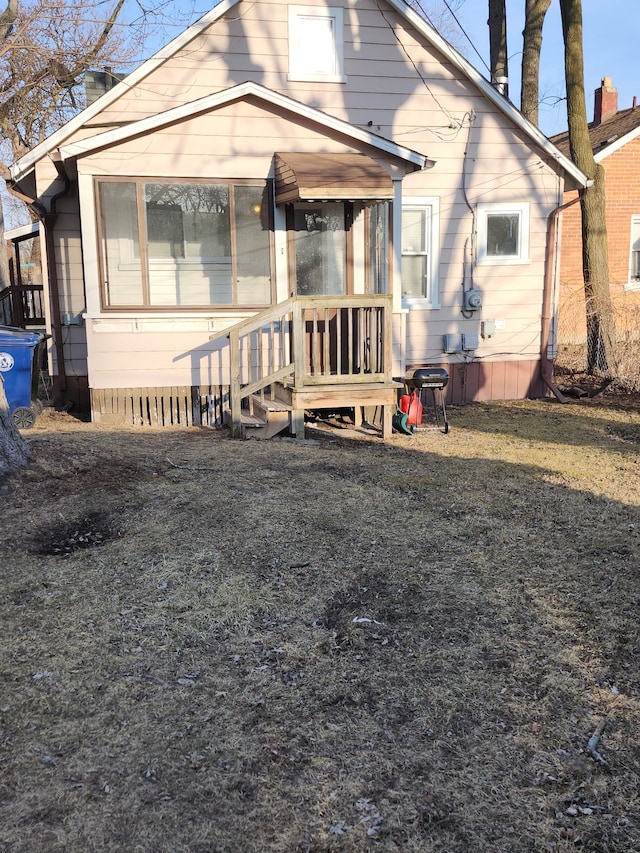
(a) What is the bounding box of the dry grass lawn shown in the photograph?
[1,397,639,852]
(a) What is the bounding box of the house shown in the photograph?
[551,77,640,376]
[7,0,588,436]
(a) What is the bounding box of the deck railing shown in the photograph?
[0,284,45,327]
[211,294,394,436]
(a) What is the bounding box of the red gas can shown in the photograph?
[399,391,423,427]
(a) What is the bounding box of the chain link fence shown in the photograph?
[556,286,640,392]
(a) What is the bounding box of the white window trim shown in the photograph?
[626,214,640,291]
[400,196,440,310]
[401,196,440,310]
[288,5,346,83]
[476,201,530,265]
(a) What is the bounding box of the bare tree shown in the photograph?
[485,0,617,375]
[521,0,551,125]
[0,0,131,467]
[407,0,469,48]
[0,0,199,464]
[559,0,617,374]
[0,0,132,169]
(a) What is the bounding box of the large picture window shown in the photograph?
[98,179,272,309]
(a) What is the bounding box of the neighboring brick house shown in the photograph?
[551,77,640,365]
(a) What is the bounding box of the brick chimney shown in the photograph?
[594,76,618,125]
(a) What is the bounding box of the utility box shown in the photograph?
[482,320,497,338]
[462,333,479,351]
[443,333,463,354]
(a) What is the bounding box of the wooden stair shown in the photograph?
[239,377,401,440]
[241,394,300,440]
[211,295,399,440]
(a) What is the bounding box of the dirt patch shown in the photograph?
[1,399,639,852]
[34,510,122,556]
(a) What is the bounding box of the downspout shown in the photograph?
[541,189,585,403]
[7,157,71,399]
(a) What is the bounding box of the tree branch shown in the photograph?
[0,0,19,42]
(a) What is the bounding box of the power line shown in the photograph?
[439,0,491,75]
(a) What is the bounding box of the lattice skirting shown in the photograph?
[90,385,229,428]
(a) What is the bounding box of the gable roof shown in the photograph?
[10,0,588,189]
[57,81,431,171]
[550,106,640,163]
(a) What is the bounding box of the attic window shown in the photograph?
[288,5,345,83]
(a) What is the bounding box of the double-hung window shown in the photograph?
[288,5,345,82]
[628,215,640,289]
[401,197,440,307]
[97,179,272,309]
[477,202,530,265]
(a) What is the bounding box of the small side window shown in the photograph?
[477,202,530,265]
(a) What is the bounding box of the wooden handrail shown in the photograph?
[209,296,296,344]
[219,294,394,436]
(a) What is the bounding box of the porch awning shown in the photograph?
[274,152,394,204]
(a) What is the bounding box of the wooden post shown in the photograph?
[229,329,243,438]
[382,299,393,382]
[381,404,392,439]
[292,300,304,388]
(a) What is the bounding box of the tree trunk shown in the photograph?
[0,377,29,474]
[487,0,509,95]
[521,0,551,124]
[559,0,617,375]
[488,0,508,95]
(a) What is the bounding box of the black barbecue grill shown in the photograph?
[404,367,450,433]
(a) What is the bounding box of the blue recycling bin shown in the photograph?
[0,325,47,429]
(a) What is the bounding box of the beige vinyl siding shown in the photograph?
[37,0,570,398]
[86,323,243,389]
[77,104,404,181]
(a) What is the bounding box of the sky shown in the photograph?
[440,0,640,136]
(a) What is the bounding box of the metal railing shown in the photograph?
[0,284,45,327]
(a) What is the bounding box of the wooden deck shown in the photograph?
[213,295,399,439]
